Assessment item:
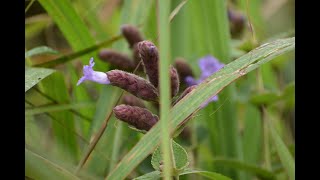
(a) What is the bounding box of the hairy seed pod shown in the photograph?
[106,70,159,102]
[174,58,194,82]
[121,94,145,108]
[138,41,159,88]
[172,85,197,106]
[113,105,159,131]
[170,65,180,97]
[121,24,144,49]
[99,49,135,70]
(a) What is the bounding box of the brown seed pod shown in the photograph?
[106,70,159,102]
[121,24,144,49]
[121,94,145,108]
[174,58,194,82]
[170,65,180,97]
[172,85,197,106]
[98,49,135,70]
[113,105,159,131]
[137,41,159,88]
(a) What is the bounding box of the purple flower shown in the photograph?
[77,58,110,86]
[184,55,224,108]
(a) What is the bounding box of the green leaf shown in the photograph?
[25,46,60,58]
[133,171,161,180]
[268,115,295,180]
[213,159,275,180]
[25,67,55,92]
[280,82,295,109]
[179,168,232,180]
[105,38,295,180]
[169,0,187,22]
[25,148,80,180]
[151,140,189,171]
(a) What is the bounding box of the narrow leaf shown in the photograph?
[180,168,231,180]
[25,46,59,58]
[25,67,55,92]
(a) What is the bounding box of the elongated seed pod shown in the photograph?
[174,58,194,82]
[138,41,159,88]
[170,65,180,97]
[113,105,159,131]
[121,94,145,108]
[172,85,197,106]
[99,49,135,70]
[106,70,159,102]
[121,24,144,48]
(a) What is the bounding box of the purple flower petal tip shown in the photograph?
[185,76,198,86]
[77,58,110,86]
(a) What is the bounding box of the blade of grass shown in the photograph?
[25,67,55,92]
[25,46,60,58]
[105,38,295,180]
[39,73,79,163]
[157,0,173,179]
[26,148,80,180]
[25,102,95,116]
[266,108,295,180]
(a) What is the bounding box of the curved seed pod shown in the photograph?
[113,105,159,131]
[172,85,197,106]
[106,70,159,102]
[121,24,144,48]
[174,58,194,82]
[138,41,159,88]
[98,49,135,70]
[170,65,180,97]
[121,94,145,108]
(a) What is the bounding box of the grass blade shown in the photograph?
[180,168,231,180]
[25,148,80,180]
[267,111,295,180]
[25,46,60,58]
[106,38,295,180]
[25,67,55,92]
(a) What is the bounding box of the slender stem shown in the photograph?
[157,0,173,179]
[25,0,36,13]
[256,70,271,170]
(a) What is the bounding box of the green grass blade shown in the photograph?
[39,73,79,163]
[25,102,95,116]
[106,38,295,180]
[180,168,231,180]
[267,113,295,180]
[213,159,275,180]
[25,46,60,58]
[158,0,173,179]
[38,0,101,139]
[26,148,80,180]
[25,67,55,92]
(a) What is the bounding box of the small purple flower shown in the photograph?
[184,55,224,108]
[77,58,110,86]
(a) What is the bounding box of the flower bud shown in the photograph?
[121,24,144,48]
[113,105,159,131]
[170,65,180,97]
[121,94,145,108]
[174,58,194,81]
[106,70,159,102]
[137,41,159,88]
[98,49,135,71]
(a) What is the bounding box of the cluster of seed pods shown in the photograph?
[97,25,195,132]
